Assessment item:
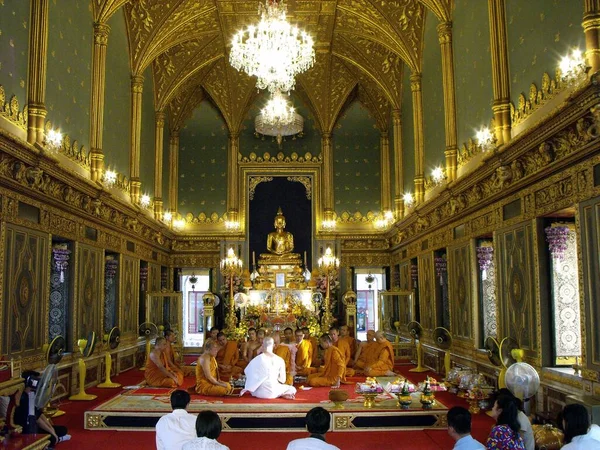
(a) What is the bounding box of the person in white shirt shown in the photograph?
[447,406,485,450]
[286,407,340,450]
[155,390,197,450]
[561,403,600,449]
[182,410,229,450]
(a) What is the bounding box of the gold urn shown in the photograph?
[329,389,349,409]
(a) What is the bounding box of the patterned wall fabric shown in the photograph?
[0,1,29,107]
[402,64,415,193]
[139,67,156,196]
[506,0,583,112]
[121,255,139,338]
[454,0,494,146]
[49,261,69,342]
[418,253,434,331]
[76,244,103,342]
[178,101,228,217]
[104,257,118,333]
[482,260,498,341]
[449,244,473,341]
[46,0,92,150]
[422,10,446,171]
[333,101,380,215]
[103,9,131,176]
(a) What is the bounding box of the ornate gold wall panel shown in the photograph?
[448,242,474,344]
[495,221,539,363]
[148,262,161,293]
[399,260,410,290]
[1,224,49,357]
[418,253,435,333]
[120,255,140,340]
[74,244,103,345]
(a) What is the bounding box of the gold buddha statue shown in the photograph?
[266,207,294,255]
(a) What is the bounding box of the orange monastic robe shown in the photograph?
[308,346,346,387]
[295,339,316,376]
[340,336,357,359]
[366,341,395,376]
[164,343,186,378]
[217,341,242,377]
[145,352,183,387]
[274,345,294,385]
[195,356,233,396]
[309,337,320,367]
[334,339,355,377]
[354,341,379,370]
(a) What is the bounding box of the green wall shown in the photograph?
[178,101,228,217]
[333,100,380,215]
[506,0,583,110]
[239,91,321,158]
[139,67,155,196]
[454,0,493,146]
[46,0,92,149]
[421,10,446,173]
[103,9,130,176]
[402,64,415,194]
[0,1,29,107]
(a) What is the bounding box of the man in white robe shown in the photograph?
[241,336,297,399]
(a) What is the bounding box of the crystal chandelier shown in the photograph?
[255,90,303,145]
[229,0,315,93]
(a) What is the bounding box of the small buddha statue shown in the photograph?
[266,207,294,255]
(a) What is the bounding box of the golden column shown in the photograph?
[437,21,458,183]
[202,293,216,337]
[318,247,339,333]
[584,0,600,75]
[410,73,425,204]
[226,133,240,224]
[129,75,144,204]
[392,109,405,218]
[342,290,358,338]
[168,131,180,214]
[153,111,166,219]
[26,0,49,145]
[89,23,110,182]
[322,132,335,222]
[488,0,512,145]
[221,248,243,331]
[380,130,392,213]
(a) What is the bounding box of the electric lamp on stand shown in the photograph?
[221,247,243,331]
[317,247,339,332]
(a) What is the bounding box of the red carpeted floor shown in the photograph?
[43,365,494,450]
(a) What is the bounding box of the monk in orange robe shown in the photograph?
[216,332,242,378]
[237,327,257,370]
[329,326,355,377]
[340,325,357,360]
[195,339,233,396]
[353,330,378,372]
[246,329,265,363]
[145,337,184,387]
[365,331,396,377]
[294,329,315,376]
[303,327,320,368]
[308,334,346,387]
[164,329,186,378]
[273,332,294,385]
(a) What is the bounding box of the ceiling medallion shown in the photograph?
[255,90,303,145]
[229,0,315,93]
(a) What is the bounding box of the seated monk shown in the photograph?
[164,329,187,378]
[353,330,378,371]
[273,332,294,385]
[208,326,220,341]
[237,327,257,370]
[340,325,357,360]
[329,326,355,377]
[194,339,233,396]
[145,337,184,387]
[294,328,316,376]
[303,327,320,367]
[246,329,265,363]
[364,331,396,377]
[308,334,345,388]
[216,332,242,378]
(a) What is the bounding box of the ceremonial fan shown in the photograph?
[433,327,453,378]
[97,327,121,388]
[408,321,429,373]
[40,335,66,416]
[139,322,158,370]
[69,331,97,401]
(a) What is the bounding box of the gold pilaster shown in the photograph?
[583,1,600,75]
[27,0,49,145]
[392,109,404,218]
[437,21,458,182]
[227,133,240,221]
[380,131,391,212]
[322,132,334,220]
[153,111,165,219]
[129,75,144,203]
[488,0,511,145]
[168,131,180,213]
[410,73,425,204]
[89,23,110,182]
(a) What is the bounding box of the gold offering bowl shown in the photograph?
[361,392,378,408]
[329,389,349,409]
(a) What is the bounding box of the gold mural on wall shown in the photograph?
[75,244,103,346]
[418,253,434,332]
[120,255,140,340]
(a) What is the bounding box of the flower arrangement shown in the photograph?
[140,266,148,291]
[476,245,494,280]
[434,256,447,286]
[356,377,384,394]
[52,244,71,283]
[220,274,244,297]
[314,274,339,296]
[545,225,570,260]
[385,378,416,394]
[417,376,447,392]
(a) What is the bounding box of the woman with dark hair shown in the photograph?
[182,410,229,450]
[561,404,600,449]
[486,393,525,449]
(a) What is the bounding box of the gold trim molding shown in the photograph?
[0,86,27,130]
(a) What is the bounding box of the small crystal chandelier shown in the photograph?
[229,0,315,93]
[255,90,303,145]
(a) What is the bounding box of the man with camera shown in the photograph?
[14,370,71,449]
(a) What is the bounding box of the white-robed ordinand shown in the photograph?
[241,337,297,399]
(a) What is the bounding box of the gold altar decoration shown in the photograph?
[221,248,243,331]
[318,247,339,332]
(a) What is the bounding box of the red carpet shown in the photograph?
[40,364,494,450]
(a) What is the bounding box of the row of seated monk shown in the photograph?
[144,326,397,396]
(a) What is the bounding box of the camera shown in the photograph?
[23,370,41,391]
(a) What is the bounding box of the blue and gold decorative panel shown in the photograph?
[139,67,155,196]
[333,100,380,216]
[2,225,49,356]
[454,0,493,146]
[0,0,29,110]
[448,243,473,342]
[506,0,583,112]
[103,9,131,176]
[402,64,415,193]
[47,0,92,150]
[422,10,446,171]
[120,254,139,339]
[418,252,435,332]
[75,244,103,346]
[178,101,227,218]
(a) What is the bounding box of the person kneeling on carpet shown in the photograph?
[286,407,340,450]
[146,337,184,387]
[182,410,229,450]
[241,336,297,399]
[14,370,71,449]
[195,339,233,396]
[155,389,197,450]
[307,335,345,388]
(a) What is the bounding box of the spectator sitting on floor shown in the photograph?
[493,388,534,450]
[183,410,230,450]
[286,406,340,450]
[561,403,600,449]
[155,389,197,450]
[447,406,485,449]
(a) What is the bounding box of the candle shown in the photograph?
[252,251,256,266]
[304,251,307,266]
